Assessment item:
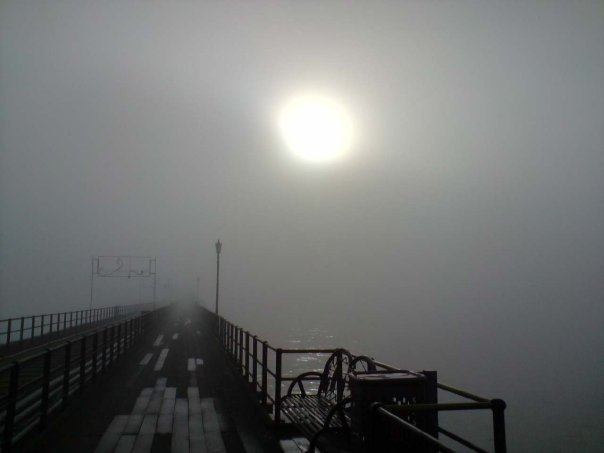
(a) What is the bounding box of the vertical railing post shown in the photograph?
[229,324,233,356]
[492,399,507,453]
[275,348,283,424]
[92,331,98,381]
[245,331,250,381]
[79,336,86,391]
[70,312,73,329]
[252,336,258,389]
[223,321,227,351]
[19,317,25,343]
[62,341,71,408]
[6,318,12,350]
[40,349,51,429]
[233,325,237,358]
[63,312,67,330]
[31,316,36,345]
[41,314,45,338]
[261,341,269,408]
[49,314,54,339]
[4,361,20,451]
[239,328,244,369]
[234,327,238,362]
[221,319,225,347]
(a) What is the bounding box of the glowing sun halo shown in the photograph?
[279,94,353,162]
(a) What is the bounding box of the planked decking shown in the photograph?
[14,304,282,453]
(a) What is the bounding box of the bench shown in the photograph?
[280,349,376,452]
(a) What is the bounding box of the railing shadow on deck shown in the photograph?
[203,307,507,453]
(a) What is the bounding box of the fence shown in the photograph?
[207,308,507,453]
[0,305,166,452]
[0,303,154,356]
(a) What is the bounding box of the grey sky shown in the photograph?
[1,1,603,450]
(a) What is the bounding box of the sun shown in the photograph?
[279,94,353,162]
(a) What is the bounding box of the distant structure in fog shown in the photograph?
[90,255,157,310]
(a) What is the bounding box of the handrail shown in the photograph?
[372,404,457,453]
[0,303,154,355]
[0,305,168,452]
[207,307,507,453]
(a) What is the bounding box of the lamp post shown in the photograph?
[215,240,222,315]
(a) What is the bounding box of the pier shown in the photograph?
[0,303,507,452]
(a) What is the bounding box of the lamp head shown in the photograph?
[215,240,222,254]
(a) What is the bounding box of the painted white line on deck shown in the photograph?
[184,318,191,326]
[196,330,200,335]
[172,333,179,340]
[153,334,163,347]
[188,357,204,371]
[139,353,153,366]
[154,349,169,371]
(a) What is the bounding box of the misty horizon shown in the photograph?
[1,2,603,451]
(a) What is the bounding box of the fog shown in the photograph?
[1,1,603,451]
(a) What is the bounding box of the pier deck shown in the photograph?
[14,304,281,453]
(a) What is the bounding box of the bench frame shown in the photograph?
[280,349,375,452]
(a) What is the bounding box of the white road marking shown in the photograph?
[154,349,169,371]
[172,333,179,340]
[139,353,153,366]
[184,318,191,326]
[196,330,201,335]
[153,335,163,347]
[188,357,204,371]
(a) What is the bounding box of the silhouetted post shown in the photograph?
[215,240,222,315]
[492,399,507,453]
[275,348,283,424]
[252,335,258,387]
[261,341,268,406]
[245,331,250,381]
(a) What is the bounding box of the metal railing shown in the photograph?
[207,308,507,453]
[0,305,166,452]
[0,303,153,357]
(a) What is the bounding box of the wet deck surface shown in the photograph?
[15,304,282,453]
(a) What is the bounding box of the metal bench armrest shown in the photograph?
[286,371,324,396]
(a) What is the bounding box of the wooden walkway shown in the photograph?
[14,304,282,453]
